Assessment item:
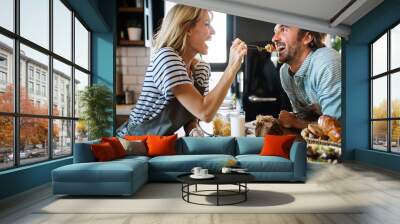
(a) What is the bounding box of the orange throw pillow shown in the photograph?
[124,135,148,141]
[260,134,296,159]
[91,142,117,161]
[101,137,127,158]
[146,134,177,157]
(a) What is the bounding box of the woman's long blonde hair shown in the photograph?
[153,4,205,54]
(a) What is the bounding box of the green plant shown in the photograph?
[126,20,141,28]
[332,36,342,52]
[79,84,113,140]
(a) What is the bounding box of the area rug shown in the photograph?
[37,183,361,214]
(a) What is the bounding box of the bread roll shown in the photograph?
[308,123,324,137]
[318,115,341,142]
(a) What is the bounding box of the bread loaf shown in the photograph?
[318,115,341,142]
[255,115,283,136]
[307,123,324,137]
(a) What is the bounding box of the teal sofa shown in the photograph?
[52,137,307,196]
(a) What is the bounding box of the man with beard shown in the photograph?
[272,24,341,130]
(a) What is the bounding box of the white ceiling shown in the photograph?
[169,0,384,38]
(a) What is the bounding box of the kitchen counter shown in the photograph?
[116,104,135,115]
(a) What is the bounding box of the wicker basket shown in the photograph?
[304,137,341,163]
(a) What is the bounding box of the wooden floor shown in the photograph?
[1,161,400,224]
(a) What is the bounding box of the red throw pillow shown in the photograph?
[101,137,127,158]
[146,134,177,157]
[124,135,148,141]
[91,142,117,161]
[260,134,296,159]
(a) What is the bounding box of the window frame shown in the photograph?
[209,14,233,72]
[370,20,400,154]
[163,2,234,93]
[0,0,92,171]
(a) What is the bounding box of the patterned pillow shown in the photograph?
[118,137,147,156]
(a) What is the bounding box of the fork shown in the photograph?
[247,44,266,52]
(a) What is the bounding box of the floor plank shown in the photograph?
[1,161,400,224]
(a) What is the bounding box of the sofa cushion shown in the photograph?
[177,137,236,155]
[91,142,118,161]
[236,137,263,155]
[260,134,296,159]
[124,135,148,141]
[148,154,235,172]
[101,137,127,158]
[147,134,177,157]
[236,155,293,172]
[118,138,147,156]
[116,155,150,163]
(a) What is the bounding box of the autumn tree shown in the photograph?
[372,99,400,142]
[0,84,60,151]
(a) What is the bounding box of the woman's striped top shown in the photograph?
[117,47,210,137]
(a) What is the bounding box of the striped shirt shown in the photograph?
[117,47,210,137]
[280,47,341,120]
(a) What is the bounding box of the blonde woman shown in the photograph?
[117,4,247,137]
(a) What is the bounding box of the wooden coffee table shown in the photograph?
[177,172,255,206]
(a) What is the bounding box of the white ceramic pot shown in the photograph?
[127,27,142,41]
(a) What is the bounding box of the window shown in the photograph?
[20,0,49,49]
[53,59,72,117]
[0,55,7,67]
[74,18,89,70]
[74,69,89,118]
[164,1,232,93]
[42,85,46,97]
[0,71,6,83]
[370,23,400,154]
[28,81,34,94]
[53,0,72,60]
[35,83,40,95]
[0,35,13,113]
[35,70,41,81]
[0,54,7,86]
[28,67,34,80]
[0,0,14,32]
[0,0,91,170]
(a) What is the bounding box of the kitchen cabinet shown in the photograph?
[117,0,164,47]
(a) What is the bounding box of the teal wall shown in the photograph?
[92,0,117,136]
[344,0,400,171]
[0,158,72,199]
[0,0,116,200]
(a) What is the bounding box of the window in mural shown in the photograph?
[371,22,400,154]
[0,0,91,170]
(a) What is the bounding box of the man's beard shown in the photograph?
[278,45,298,65]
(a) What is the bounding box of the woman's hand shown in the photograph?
[227,38,247,73]
[172,39,247,123]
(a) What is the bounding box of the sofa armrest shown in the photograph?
[289,141,307,181]
[73,140,100,163]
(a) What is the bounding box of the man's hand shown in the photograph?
[278,110,307,129]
